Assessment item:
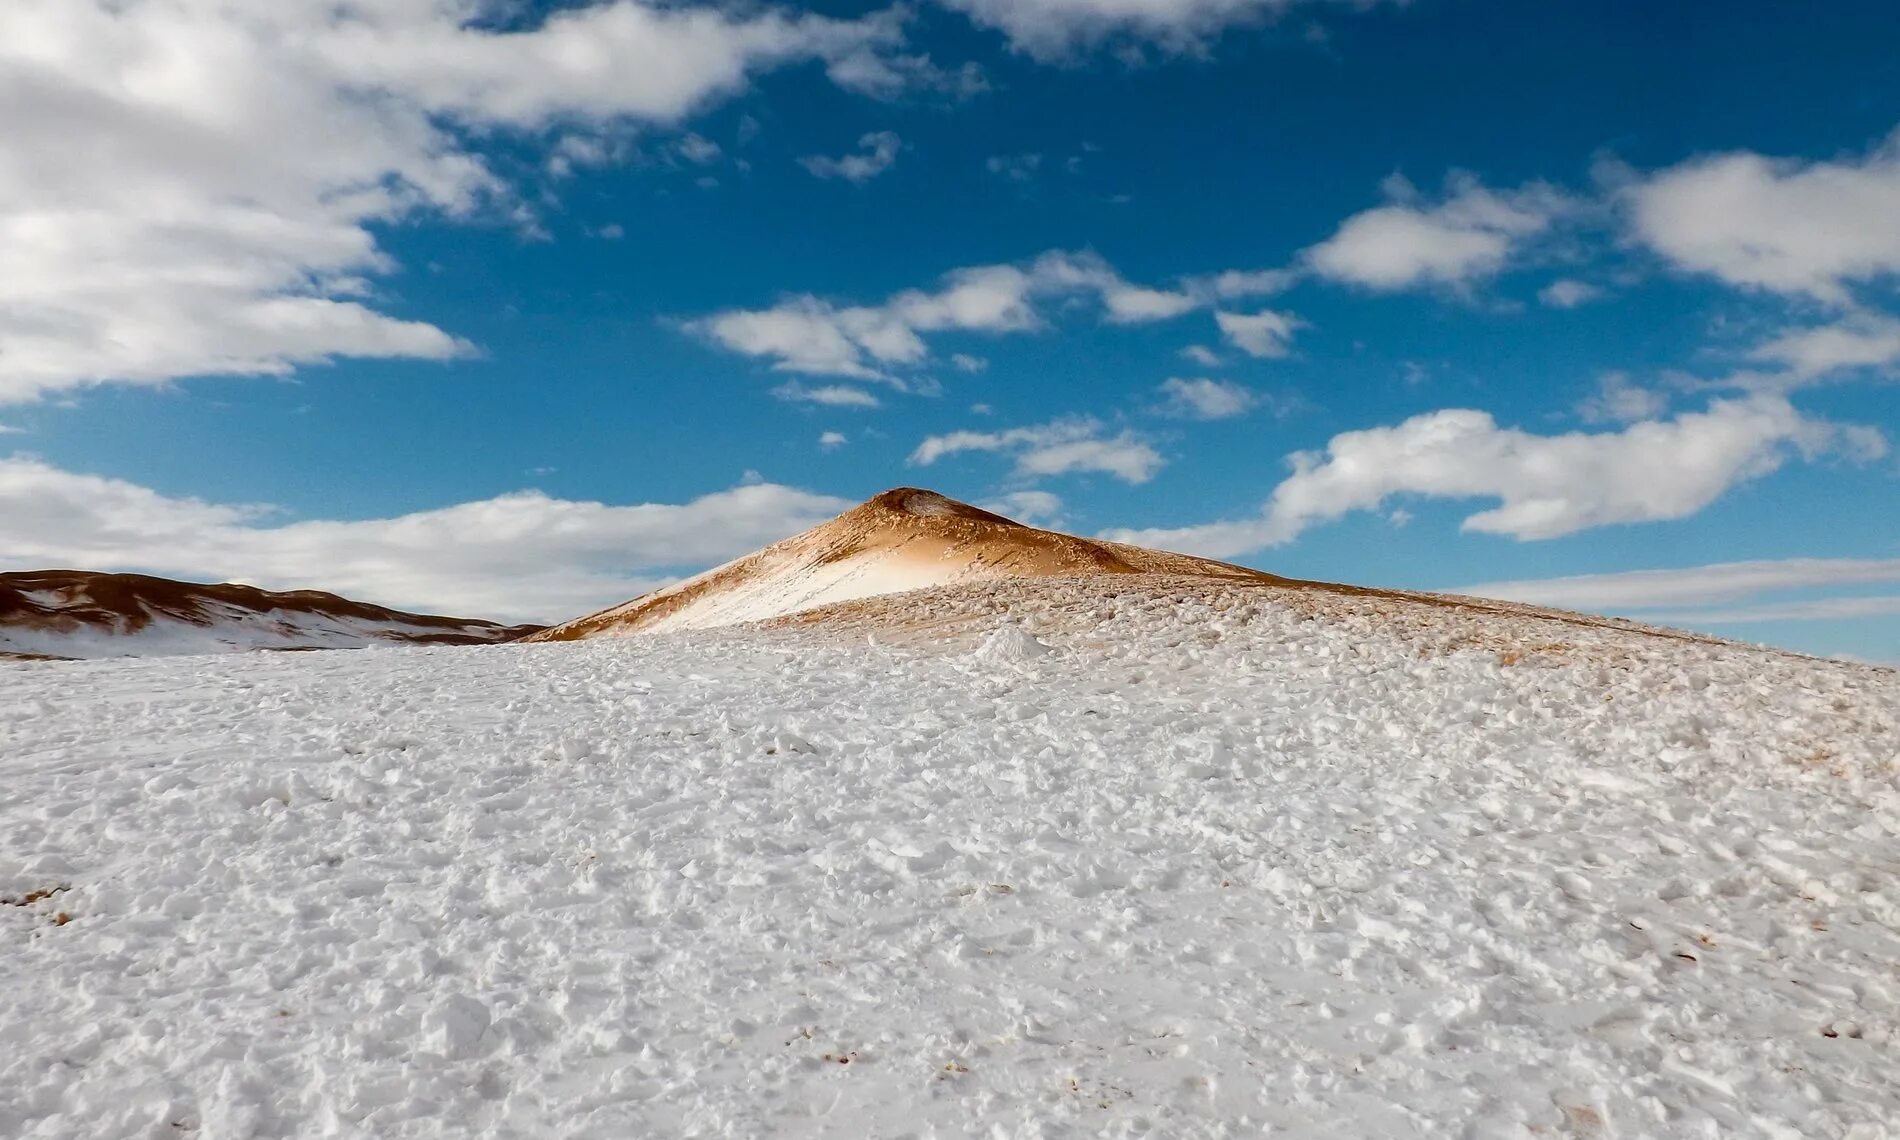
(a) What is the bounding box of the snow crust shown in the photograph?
[5,581,1899,1137]
[972,624,1055,664]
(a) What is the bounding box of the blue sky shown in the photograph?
[2,0,1897,660]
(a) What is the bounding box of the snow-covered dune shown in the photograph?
[526,487,1290,640]
[6,577,1898,1137]
[0,570,542,660]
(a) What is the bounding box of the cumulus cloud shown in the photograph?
[690,251,1197,382]
[937,0,1387,60]
[1156,377,1259,420]
[1748,314,1900,383]
[1624,127,1900,302]
[799,130,903,183]
[817,430,848,449]
[1214,309,1303,358]
[0,0,920,404]
[688,249,1312,391]
[0,456,851,622]
[981,489,1065,525]
[1103,395,1878,557]
[1576,372,1670,424]
[1304,174,1572,292]
[1539,279,1603,308]
[910,418,1164,484]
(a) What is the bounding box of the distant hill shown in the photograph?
[524,486,1697,648]
[525,486,1299,640]
[0,570,542,660]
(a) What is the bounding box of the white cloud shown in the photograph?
[1180,344,1224,367]
[1215,309,1303,358]
[981,490,1065,525]
[1539,279,1603,308]
[910,418,1164,484]
[771,381,881,408]
[1748,314,1900,382]
[1463,556,1900,629]
[1017,436,1166,482]
[1156,377,1258,420]
[702,301,920,382]
[0,0,920,405]
[690,251,1195,381]
[1304,174,1571,292]
[1654,595,1900,624]
[824,51,987,101]
[1461,556,1900,611]
[937,0,1386,60]
[799,130,903,183]
[0,456,850,623]
[1625,127,1900,302]
[1103,395,1877,557]
[676,133,724,166]
[1186,268,1300,300]
[818,430,848,449]
[1033,254,1199,324]
[1577,372,1669,424]
[689,251,1312,390]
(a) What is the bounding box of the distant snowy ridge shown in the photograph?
[0,570,542,660]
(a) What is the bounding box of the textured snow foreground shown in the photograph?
[6,580,1900,1139]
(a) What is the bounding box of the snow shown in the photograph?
[634,552,965,634]
[5,578,1899,1138]
[0,604,508,660]
[971,624,1056,664]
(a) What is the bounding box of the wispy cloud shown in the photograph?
[911,417,1164,484]
[800,131,904,183]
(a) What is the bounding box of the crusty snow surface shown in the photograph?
[6,581,1900,1138]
